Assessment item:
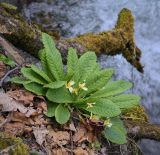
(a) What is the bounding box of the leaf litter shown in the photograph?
[0,87,112,154]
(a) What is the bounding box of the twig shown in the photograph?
[0,66,20,87]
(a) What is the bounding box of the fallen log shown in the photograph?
[122,106,160,142]
[126,120,160,141]
[0,3,143,72]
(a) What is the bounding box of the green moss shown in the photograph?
[115,8,134,34]
[0,132,29,155]
[0,2,17,10]
[10,143,29,155]
[122,105,148,123]
[68,8,135,56]
[68,30,123,55]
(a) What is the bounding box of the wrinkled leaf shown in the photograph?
[90,80,133,99]
[44,81,66,89]
[103,117,127,144]
[108,94,140,109]
[42,33,64,80]
[31,65,52,82]
[84,99,121,117]
[10,77,30,85]
[66,48,78,79]
[73,52,97,83]
[23,82,47,96]
[45,101,58,117]
[21,67,47,85]
[55,104,70,124]
[46,86,73,103]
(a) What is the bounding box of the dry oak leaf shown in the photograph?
[11,111,34,125]
[4,122,25,136]
[32,114,50,125]
[52,148,68,155]
[46,130,70,146]
[0,93,36,117]
[7,89,35,105]
[73,125,96,144]
[73,147,90,155]
[0,115,5,124]
[35,101,47,114]
[33,126,49,146]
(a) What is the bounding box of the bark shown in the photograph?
[125,120,160,141]
[0,3,143,72]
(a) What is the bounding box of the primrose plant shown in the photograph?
[11,33,140,144]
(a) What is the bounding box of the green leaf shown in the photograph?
[103,117,127,144]
[90,80,133,99]
[79,68,114,97]
[55,104,70,124]
[38,49,54,79]
[66,48,78,79]
[84,99,121,117]
[46,86,73,103]
[108,94,140,109]
[44,81,66,89]
[23,82,47,96]
[0,2,17,10]
[10,77,30,85]
[42,33,64,80]
[73,52,97,83]
[0,54,16,67]
[21,67,48,85]
[31,65,52,82]
[45,101,58,117]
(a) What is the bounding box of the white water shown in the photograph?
[23,1,160,154]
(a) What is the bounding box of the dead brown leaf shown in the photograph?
[33,114,50,125]
[7,89,35,106]
[35,101,47,114]
[52,148,68,155]
[0,93,36,117]
[33,126,49,146]
[4,122,25,136]
[73,125,95,143]
[64,122,76,132]
[73,147,89,155]
[0,115,5,123]
[11,111,34,125]
[73,125,87,143]
[46,130,70,146]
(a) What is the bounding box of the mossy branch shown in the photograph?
[125,120,160,141]
[0,4,143,72]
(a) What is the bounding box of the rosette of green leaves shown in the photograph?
[11,33,140,145]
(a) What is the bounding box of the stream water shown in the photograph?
[1,0,160,154]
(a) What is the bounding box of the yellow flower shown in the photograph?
[86,102,96,109]
[104,119,112,128]
[73,88,78,95]
[79,82,88,91]
[66,81,75,93]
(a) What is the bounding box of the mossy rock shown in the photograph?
[0,132,29,155]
